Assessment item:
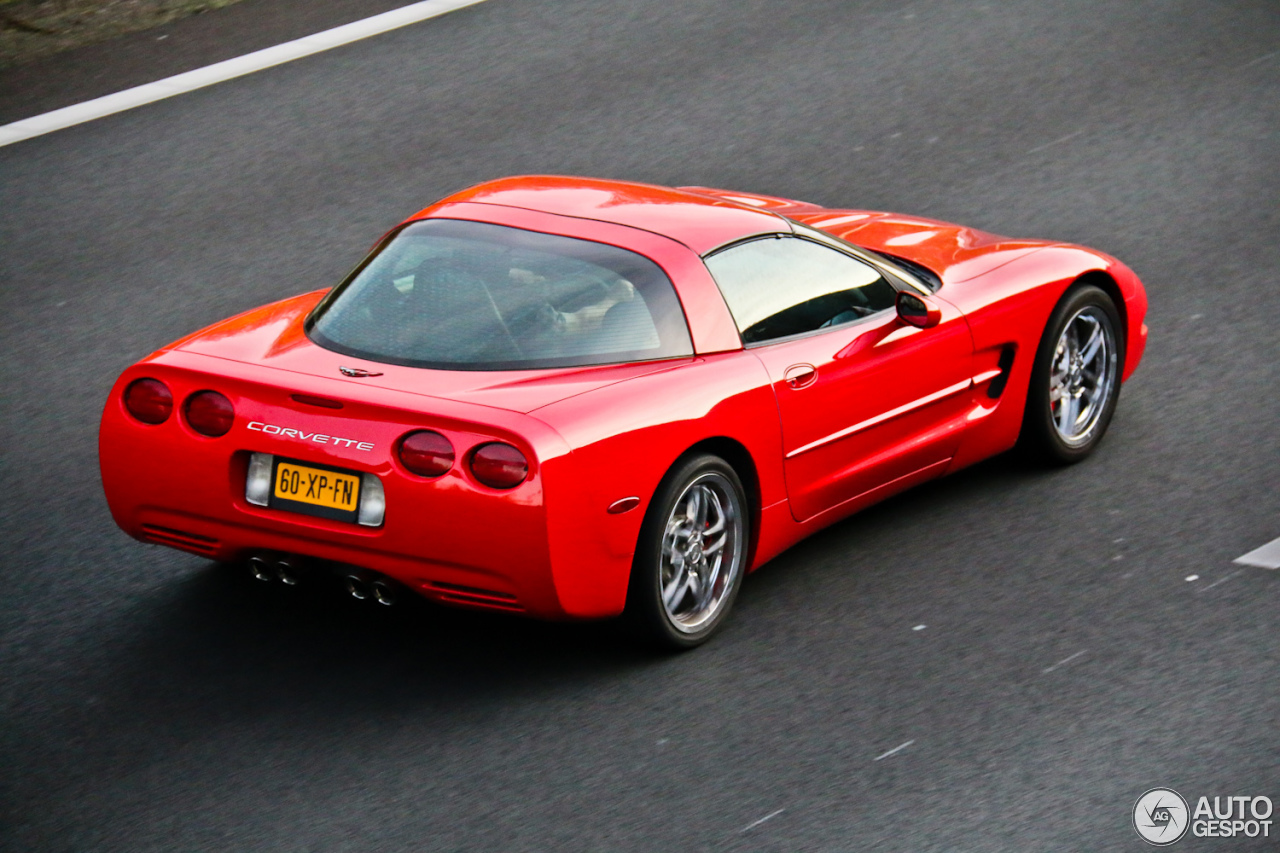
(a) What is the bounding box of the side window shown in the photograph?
[705,236,899,344]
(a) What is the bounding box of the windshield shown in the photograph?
[785,219,937,293]
[308,219,693,370]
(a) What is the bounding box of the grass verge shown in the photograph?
[0,0,250,67]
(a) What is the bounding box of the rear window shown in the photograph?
[308,219,693,370]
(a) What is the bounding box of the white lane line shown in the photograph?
[1199,570,1244,592]
[740,808,785,833]
[0,0,489,148]
[1042,650,1086,674]
[1243,50,1278,68]
[873,740,914,761]
[1235,536,1280,569]
[1027,129,1084,153]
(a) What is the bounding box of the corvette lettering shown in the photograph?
[247,421,374,451]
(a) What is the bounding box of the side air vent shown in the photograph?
[140,524,219,555]
[987,346,1016,399]
[419,580,524,613]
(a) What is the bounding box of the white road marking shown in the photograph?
[1243,50,1278,68]
[0,0,489,148]
[1199,570,1244,592]
[874,740,914,761]
[912,624,927,631]
[1234,536,1280,569]
[1028,129,1084,153]
[1185,574,1199,582]
[740,808,785,833]
[1042,650,1086,674]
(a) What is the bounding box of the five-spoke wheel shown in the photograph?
[1023,284,1124,462]
[628,454,748,649]
[1048,304,1117,446]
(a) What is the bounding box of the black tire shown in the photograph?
[1020,284,1125,464]
[625,454,749,651]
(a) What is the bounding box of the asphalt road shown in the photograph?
[2,1,1278,850]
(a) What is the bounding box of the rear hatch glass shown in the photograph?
[308,219,693,371]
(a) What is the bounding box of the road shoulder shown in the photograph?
[0,0,415,126]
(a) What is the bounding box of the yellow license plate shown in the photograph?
[273,461,360,513]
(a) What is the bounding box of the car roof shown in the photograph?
[422,175,790,255]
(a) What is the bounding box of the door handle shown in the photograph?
[784,363,818,389]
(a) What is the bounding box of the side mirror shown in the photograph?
[896,291,942,329]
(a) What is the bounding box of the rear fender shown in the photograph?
[536,351,782,618]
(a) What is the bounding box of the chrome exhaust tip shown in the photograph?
[371,579,397,607]
[345,573,369,600]
[248,555,275,582]
[276,557,304,586]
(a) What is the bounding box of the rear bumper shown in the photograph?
[127,505,537,614]
[99,352,609,620]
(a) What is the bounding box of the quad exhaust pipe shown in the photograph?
[248,553,396,606]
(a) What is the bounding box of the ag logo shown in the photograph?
[1134,788,1190,845]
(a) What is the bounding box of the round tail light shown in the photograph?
[184,390,234,437]
[399,430,454,477]
[470,442,528,489]
[123,378,173,424]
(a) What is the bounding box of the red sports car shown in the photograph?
[100,176,1148,648]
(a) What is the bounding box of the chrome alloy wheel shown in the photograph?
[1049,306,1118,447]
[658,472,743,633]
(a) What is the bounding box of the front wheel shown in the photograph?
[626,454,749,650]
[1021,284,1124,463]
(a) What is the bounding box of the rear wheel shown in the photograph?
[1021,284,1124,463]
[626,454,748,650]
